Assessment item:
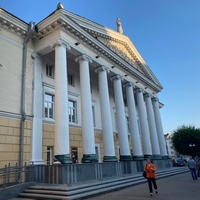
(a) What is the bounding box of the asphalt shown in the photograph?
[85,170,200,200]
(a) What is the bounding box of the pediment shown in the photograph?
[87,32,158,84]
[97,36,144,73]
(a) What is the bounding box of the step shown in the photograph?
[18,167,189,200]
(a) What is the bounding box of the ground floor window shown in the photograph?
[47,146,53,165]
[71,147,78,164]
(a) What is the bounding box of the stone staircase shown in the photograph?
[12,167,188,200]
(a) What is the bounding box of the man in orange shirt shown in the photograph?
[144,159,158,196]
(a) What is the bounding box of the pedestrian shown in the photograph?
[144,159,158,197]
[187,156,198,180]
[196,159,200,177]
[171,157,176,167]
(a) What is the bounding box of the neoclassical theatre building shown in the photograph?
[0,3,168,167]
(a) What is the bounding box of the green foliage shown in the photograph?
[172,125,200,157]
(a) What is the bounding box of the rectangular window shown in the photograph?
[68,74,75,86]
[68,100,77,123]
[46,64,54,78]
[45,94,54,119]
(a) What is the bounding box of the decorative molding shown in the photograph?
[152,97,159,102]
[123,82,135,88]
[95,65,110,73]
[135,88,144,94]
[50,39,71,50]
[0,111,32,120]
[110,74,123,82]
[75,54,92,63]
[144,93,152,98]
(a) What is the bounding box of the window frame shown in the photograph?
[44,93,54,119]
[68,99,77,124]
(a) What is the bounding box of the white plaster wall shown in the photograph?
[0,27,34,116]
[0,28,23,114]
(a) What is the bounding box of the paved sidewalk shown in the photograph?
[85,171,199,200]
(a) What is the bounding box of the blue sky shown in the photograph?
[1,0,200,134]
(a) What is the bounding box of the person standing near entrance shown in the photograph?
[144,159,158,196]
[187,156,198,180]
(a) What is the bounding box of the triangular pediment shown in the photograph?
[97,36,145,74]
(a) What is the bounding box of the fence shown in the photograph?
[0,159,172,189]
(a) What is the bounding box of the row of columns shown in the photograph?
[31,39,168,164]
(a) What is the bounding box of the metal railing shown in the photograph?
[0,159,172,189]
[0,163,36,189]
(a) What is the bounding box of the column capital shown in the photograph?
[50,39,71,50]
[134,88,144,94]
[152,97,159,102]
[31,52,42,60]
[95,65,110,73]
[110,74,123,82]
[75,54,92,63]
[144,93,153,98]
[123,82,135,88]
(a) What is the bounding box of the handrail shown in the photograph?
[0,163,35,189]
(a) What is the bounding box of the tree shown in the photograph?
[172,125,200,157]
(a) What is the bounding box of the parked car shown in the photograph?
[176,159,185,167]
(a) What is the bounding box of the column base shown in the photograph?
[152,155,163,160]
[55,154,72,164]
[103,156,118,162]
[144,154,153,159]
[162,155,169,159]
[120,155,132,161]
[81,154,98,163]
[132,155,144,161]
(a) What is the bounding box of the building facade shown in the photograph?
[164,133,176,158]
[0,4,168,168]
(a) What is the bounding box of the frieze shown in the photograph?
[97,36,153,82]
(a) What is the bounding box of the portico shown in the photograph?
[24,3,168,164]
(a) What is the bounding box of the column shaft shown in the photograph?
[152,98,168,158]
[30,53,44,165]
[96,66,117,162]
[112,75,131,161]
[76,55,97,163]
[144,94,161,159]
[53,40,71,163]
[125,83,143,160]
[135,89,152,157]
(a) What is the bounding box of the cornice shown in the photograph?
[0,8,28,37]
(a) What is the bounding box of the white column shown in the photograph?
[124,82,143,160]
[135,89,152,157]
[51,39,71,164]
[144,93,161,159]
[152,98,168,158]
[75,54,97,163]
[111,75,131,161]
[30,53,44,165]
[95,66,117,162]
